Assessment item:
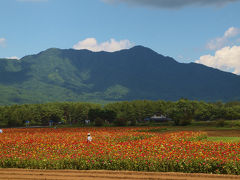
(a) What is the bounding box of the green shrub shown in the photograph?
[94,117,104,126]
[216,119,225,127]
[114,118,127,126]
[179,119,192,126]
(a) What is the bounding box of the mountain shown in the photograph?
[0,46,240,105]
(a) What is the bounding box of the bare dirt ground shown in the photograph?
[205,130,240,137]
[0,169,240,180]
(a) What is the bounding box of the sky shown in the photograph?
[1,0,240,74]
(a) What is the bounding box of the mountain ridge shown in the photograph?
[0,45,240,105]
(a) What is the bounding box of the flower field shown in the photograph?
[0,127,240,174]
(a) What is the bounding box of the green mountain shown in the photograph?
[1,46,240,105]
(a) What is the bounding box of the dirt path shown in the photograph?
[0,169,240,180]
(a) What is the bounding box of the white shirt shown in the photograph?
[0,129,2,133]
[87,136,92,142]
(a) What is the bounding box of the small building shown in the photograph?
[85,120,91,124]
[145,114,172,122]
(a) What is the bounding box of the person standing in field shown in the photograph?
[25,120,30,127]
[0,129,2,133]
[87,133,92,142]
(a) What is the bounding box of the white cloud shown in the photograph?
[102,0,240,9]
[196,46,240,74]
[206,27,240,50]
[5,56,20,60]
[73,38,133,52]
[224,27,240,38]
[0,38,6,47]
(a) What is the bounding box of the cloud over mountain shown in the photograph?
[102,0,240,9]
[196,46,240,74]
[5,56,20,60]
[73,38,133,52]
[206,27,240,50]
[0,38,6,47]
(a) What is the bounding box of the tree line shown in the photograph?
[1,99,240,127]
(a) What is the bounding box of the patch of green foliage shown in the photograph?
[205,137,240,143]
[138,127,169,133]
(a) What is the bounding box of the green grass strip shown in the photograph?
[206,136,240,143]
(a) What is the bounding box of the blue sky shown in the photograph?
[1,0,240,74]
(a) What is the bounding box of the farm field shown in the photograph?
[1,127,240,176]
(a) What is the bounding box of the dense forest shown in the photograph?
[1,99,240,127]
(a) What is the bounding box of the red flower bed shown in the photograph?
[0,127,239,174]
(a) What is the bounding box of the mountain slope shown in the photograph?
[0,46,240,105]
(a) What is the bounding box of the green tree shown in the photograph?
[169,99,194,126]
